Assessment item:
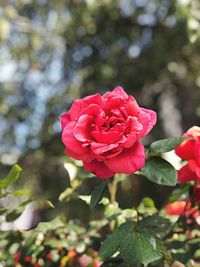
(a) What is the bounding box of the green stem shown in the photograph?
[108,177,117,203]
[107,177,118,231]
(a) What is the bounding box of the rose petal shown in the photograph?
[73,115,93,142]
[60,113,71,129]
[126,96,140,116]
[79,104,101,117]
[186,126,200,138]
[178,163,198,183]
[83,160,115,178]
[62,121,90,157]
[112,86,129,99]
[91,130,120,144]
[64,148,92,161]
[137,108,157,138]
[69,94,102,121]
[103,86,128,101]
[175,139,195,160]
[188,160,200,182]
[104,142,145,174]
[122,118,142,148]
[123,134,137,148]
[90,142,119,155]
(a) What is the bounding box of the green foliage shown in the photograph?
[149,137,189,154]
[120,232,163,265]
[99,221,133,259]
[142,157,177,186]
[99,220,168,266]
[0,164,22,189]
[140,215,171,236]
[6,200,32,222]
[35,217,65,232]
[90,180,107,209]
[0,164,32,221]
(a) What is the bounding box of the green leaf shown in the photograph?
[0,208,7,215]
[35,217,65,232]
[140,215,171,235]
[141,157,177,186]
[6,209,23,222]
[10,188,31,197]
[100,233,120,260]
[120,232,163,265]
[149,137,189,154]
[6,200,31,222]
[90,181,107,209]
[99,221,133,259]
[0,188,31,199]
[0,164,22,189]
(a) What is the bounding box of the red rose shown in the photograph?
[61,87,156,178]
[175,126,200,183]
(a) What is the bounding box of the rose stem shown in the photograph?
[107,177,117,203]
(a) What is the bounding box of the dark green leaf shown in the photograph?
[99,221,133,259]
[120,232,163,265]
[6,200,31,222]
[90,181,107,209]
[172,252,190,264]
[0,208,7,215]
[149,137,189,154]
[6,209,23,222]
[140,215,171,235]
[99,232,120,259]
[141,157,177,186]
[167,240,185,249]
[0,164,22,189]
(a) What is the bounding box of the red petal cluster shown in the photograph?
[61,87,157,178]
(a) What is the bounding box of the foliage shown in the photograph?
[0,156,199,266]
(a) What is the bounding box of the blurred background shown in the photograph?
[0,0,200,226]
